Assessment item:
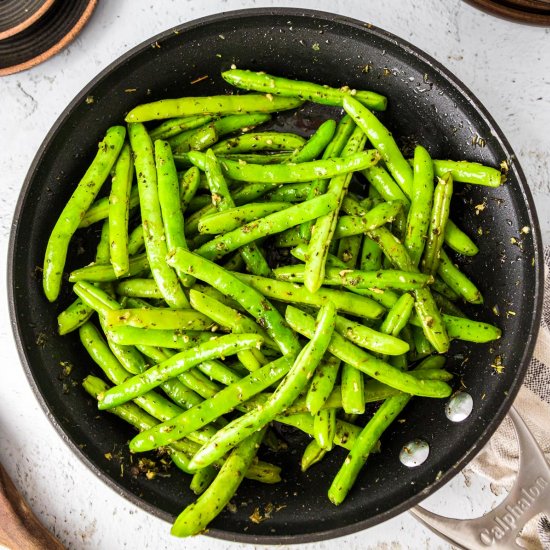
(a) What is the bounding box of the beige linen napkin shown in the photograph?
[467,248,550,549]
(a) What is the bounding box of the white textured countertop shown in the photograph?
[1,1,549,548]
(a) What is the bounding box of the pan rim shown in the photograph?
[7,6,544,545]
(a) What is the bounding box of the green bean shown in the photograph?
[204,149,272,277]
[335,315,409,355]
[195,194,337,261]
[186,183,276,234]
[150,115,213,140]
[379,293,415,337]
[360,236,382,272]
[265,183,312,202]
[363,165,478,256]
[212,132,305,154]
[192,283,247,313]
[337,234,362,268]
[167,248,301,357]
[222,69,387,111]
[171,114,274,154]
[438,249,483,304]
[188,149,380,183]
[43,126,126,301]
[155,139,194,287]
[273,264,432,291]
[99,333,262,409]
[303,126,367,293]
[314,408,337,450]
[285,306,451,398]
[431,276,460,301]
[290,244,399,308]
[300,115,356,241]
[75,289,209,409]
[413,287,450,353]
[362,164,409,205]
[178,368,222,399]
[221,251,246,273]
[301,439,328,471]
[306,355,341,414]
[219,152,292,164]
[278,414,361,451]
[72,279,119,314]
[189,466,217,495]
[432,159,503,187]
[421,173,453,276]
[408,312,501,343]
[80,186,140,229]
[179,166,201,213]
[444,221,479,256]
[404,145,434,266]
[80,322,188,419]
[69,253,149,282]
[197,360,241,386]
[128,123,189,307]
[233,272,385,320]
[189,289,274,350]
[188,302,336,469]
[57,298,95,336]
[286,119,336,163]
[341,194,370,216]
[432,291,466,318]
[210,113,272,136]
[57,223,112,335]
[129,356,291,452]
[171,428,265,537]
[105,326,216,349]
[115,278,163,299]
[343,96,413,196]
[106,143,133,276]
[368,227,450,353]
[102,308,216,331]
[334,202,403,239]
[126,94,303,122]
[412,325,433,358]
[197,202,292,234]
[127,224,145,255]
[341,364,365,414]
[170,124,218,154]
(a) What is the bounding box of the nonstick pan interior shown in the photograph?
[8,8,543,544]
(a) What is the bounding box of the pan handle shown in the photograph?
[410,407,550,550]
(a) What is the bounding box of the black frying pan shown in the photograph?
[8,8,543,544]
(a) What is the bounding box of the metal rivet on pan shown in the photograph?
[399,439,429,467]
[445,391,473,423]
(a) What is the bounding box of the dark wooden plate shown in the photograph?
[0,0,97,76]
[0,0,55,40]
[464,0,550,25]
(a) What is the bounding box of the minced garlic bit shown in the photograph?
[500,159,509,173]
[230,63,237,70]
[474,201,486,215]
[265,93,274,101]
[520,226,531,234]
[491,355,505,374]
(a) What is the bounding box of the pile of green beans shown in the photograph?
[43,68,503,538]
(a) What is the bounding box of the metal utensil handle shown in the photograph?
[410,407,550,549]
